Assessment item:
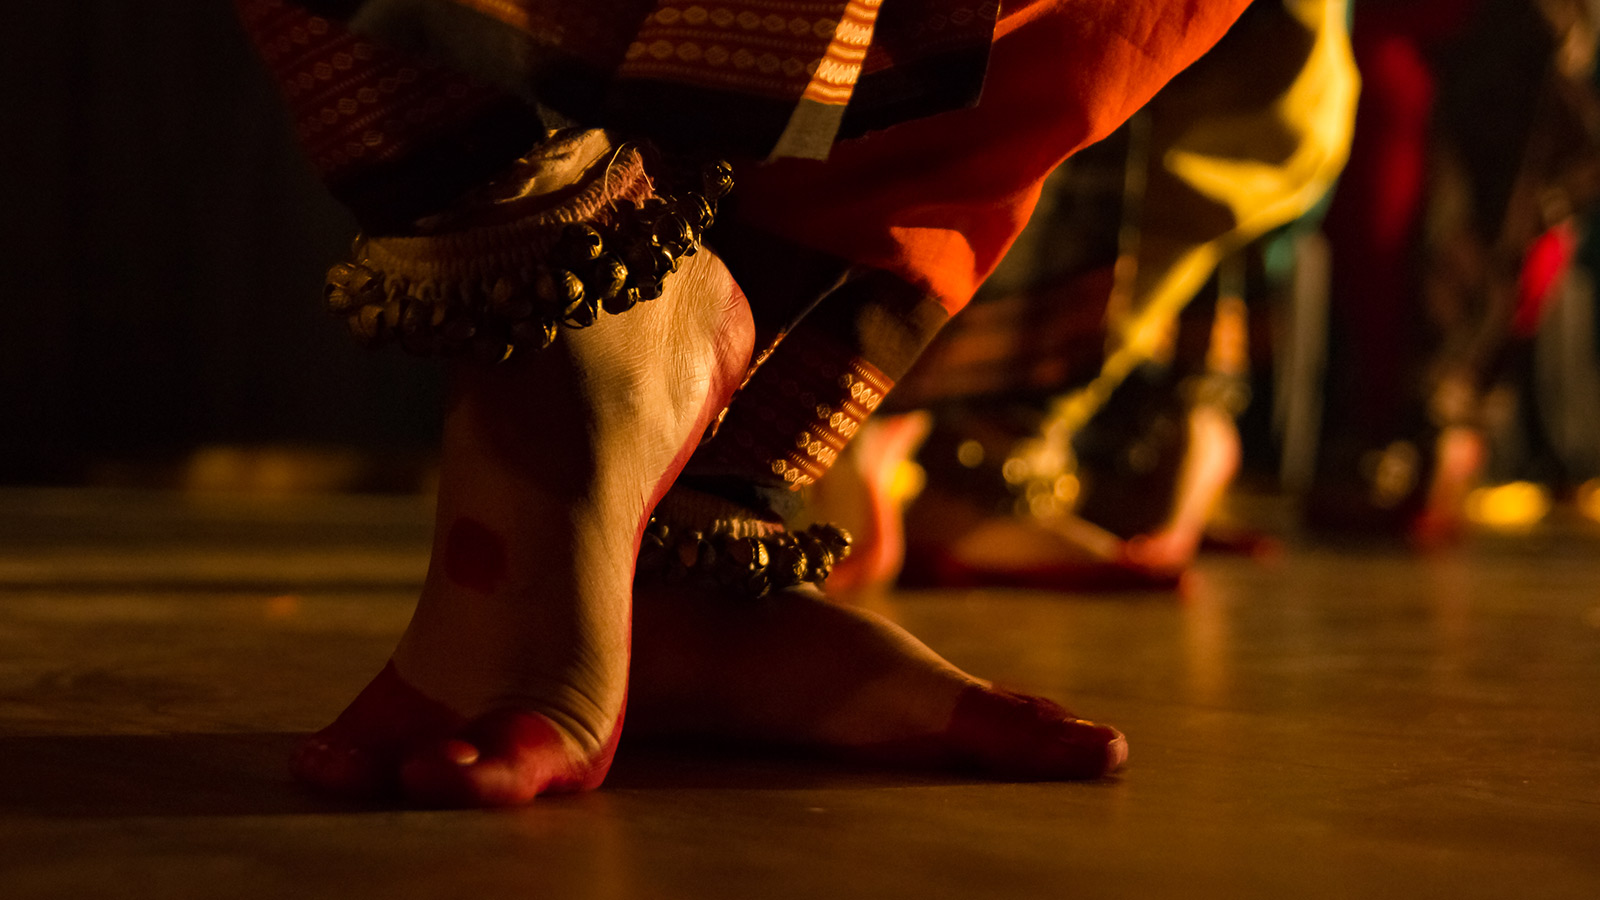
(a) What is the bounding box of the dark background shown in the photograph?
[6,3,1600,490]
[0,2,444,484]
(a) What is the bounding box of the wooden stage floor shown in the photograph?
[1,488,1597,898]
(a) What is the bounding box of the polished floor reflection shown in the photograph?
[1,489,1597,899]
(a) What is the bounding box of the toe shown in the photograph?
[289,735,390,799]
[399,710,604,807]
[289,662,466,800]
[946,686,1128,780]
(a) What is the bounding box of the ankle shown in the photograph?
[639,486,852,599]
[323,129,733,365]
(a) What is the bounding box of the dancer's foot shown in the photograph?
[628,580,1127,779]
[819,399,1250,593]
[1122,403,1243,571]
[895,479,1183,592]
[1305,426,1485,548]
[813,413,1180,593]
[291,137,755,807]
[1410,425,1485,549]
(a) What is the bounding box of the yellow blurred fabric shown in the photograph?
[1049,0,1360,435]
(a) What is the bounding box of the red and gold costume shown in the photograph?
[237,0,1252,513]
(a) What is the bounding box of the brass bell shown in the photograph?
[602,286,638,316]
[534,267,585,306]
[561,294,599,329]
[327,261,375,294]
[557,223,605,266]
[325,286,360,315]
[766,536,806,587]
[627,240,677,282]
[348,305,385,344]
[794,532,829,582]
[399,300,433,336]
[702,160,734,200]
[655,212,695,251]
[655,243,680,276]
[510,317,558,350]
[678,194,715,230]
[588,254,628,300]
[724,536,770,573]
[817,525,853,557]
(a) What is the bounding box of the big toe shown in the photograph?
[947,686,1128,780]
[398,710,604,808]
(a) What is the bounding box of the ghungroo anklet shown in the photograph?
[322,136,733,365]
[638,488,854,598]
[636,517,853,599]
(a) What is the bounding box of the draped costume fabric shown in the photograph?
[887,0,1360,412]
[835,0,1357,543]
[237,0,1251,512]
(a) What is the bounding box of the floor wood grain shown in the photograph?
[1,489,1597,899]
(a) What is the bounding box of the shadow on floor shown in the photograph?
[0,733,347,818]
[606,741,997,793]
[0,733,996,818]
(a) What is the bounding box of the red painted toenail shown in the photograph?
[444,517,509,592]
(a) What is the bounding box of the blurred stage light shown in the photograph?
[1464,481,1550,531]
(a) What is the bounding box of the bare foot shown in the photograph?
[628,581,1128,780]
[895,483,1182,592]
[1122,403,1242,572]
[812,414,1180,593]
[1410,426,1485,549]
[291,143,754,806]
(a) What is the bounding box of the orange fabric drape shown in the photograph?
[734,0,1253,315]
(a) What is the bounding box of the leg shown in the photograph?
[608,0,1265,777]
[245,0,1251,799]
[291,136,756,806]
